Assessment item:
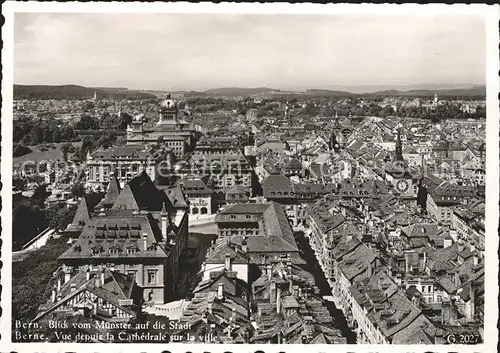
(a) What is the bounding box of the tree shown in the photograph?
[48,205,77,231]
[29,125,43,145]
[115,135,127,146]
[75,115,99,130]
[61,143,71,161]
[119,112,133,130]
[52,129,62,143]
[379,105,395,118]
[13,202,46,250]
[43,128,53,143]
[71,183,84,198]
[60,126,75,141]
[12,236,72,322]
[80,136,95,159]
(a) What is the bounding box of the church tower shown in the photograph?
[434,90,439,104]
[394,128,404,162]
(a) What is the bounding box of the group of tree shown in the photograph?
[99,111,133,130]
[14,111,133,148]
[12,235,73,321]
[14,120,76,145]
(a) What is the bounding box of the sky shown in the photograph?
[14,13,486,91]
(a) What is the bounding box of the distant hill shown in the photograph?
[90,86,129,92]
[14,84,156,100]
[369,85,486,99]
[204,87,280,97]
[305,89,356,97]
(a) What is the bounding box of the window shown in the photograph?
[437,295,442,303]
[230,215,236,220]
[147,270,157,284]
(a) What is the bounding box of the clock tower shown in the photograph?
[385,128,417,198]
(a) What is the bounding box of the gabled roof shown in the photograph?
[35,269,138,322]
[112,170,172,212]
[70,195,91,227]
[97,174,121,209]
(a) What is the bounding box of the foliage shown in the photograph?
[74,115,99,130]
[13,143,32,157]
[45,204,77,231]
[12,201,47,251]
[14,120,76,145]
[71,183,85,198]
[12,236,72,320]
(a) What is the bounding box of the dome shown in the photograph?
[160,99,176,109]
[160,94,177,110]
[133,113,145,122]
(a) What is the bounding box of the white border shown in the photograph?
[1,3,499,353]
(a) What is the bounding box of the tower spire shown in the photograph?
[394,128,404,162]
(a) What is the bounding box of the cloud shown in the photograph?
[14,13,486,90]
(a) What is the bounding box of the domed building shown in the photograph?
[126,94,198,158]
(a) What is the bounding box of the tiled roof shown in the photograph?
[401,223,443,238]
[59,210,169,260]
[35,269,138,321]
[218,202,299,255]
[338,243,376,281]
[111,171,174,212]
[262,175,294,198]
[68,195,91,228]
[91,146,154,160]
[205,241,249,265]
[97,174,122,209]
[180,178,213,195]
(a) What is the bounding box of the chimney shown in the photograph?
[86,270,90,281]
[225,254,232,271]
[143,233,148,251]
[51,287,57,303]
[443,237,452,248]
[64,270,71,283]
[346,233,353,243]
[454,271,460,287]
[276,285,281,314]
[70,283,77,292]
[161,203,168,241]
[270,280,276,305]
[217,283,224,300]
[101,270,105,287]
[469,281,476,320]
[457,240,464,253]
[267,264,272,280]
[470,242,476,253]
[473,254,479,266]
[242,235,247,253]
[57,277,62,291]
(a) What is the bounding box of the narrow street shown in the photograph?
[295,231,356,344]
